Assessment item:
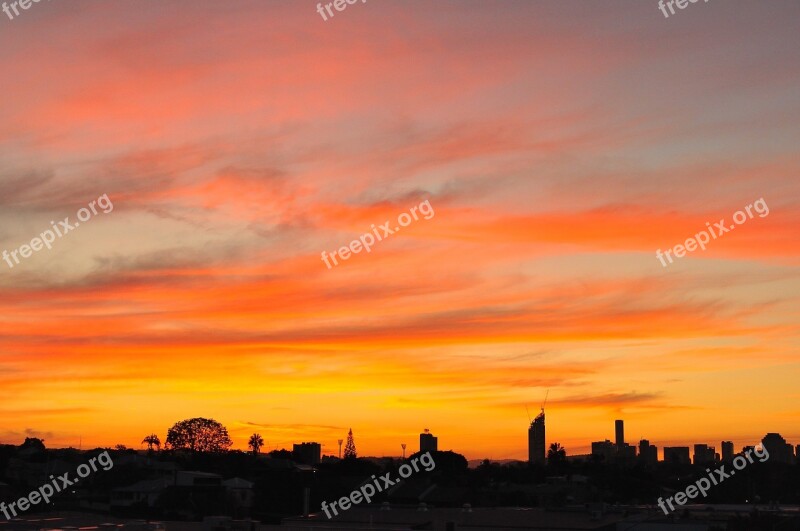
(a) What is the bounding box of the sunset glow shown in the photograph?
[0,0,798,460]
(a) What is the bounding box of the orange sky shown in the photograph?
[0,1,799,460]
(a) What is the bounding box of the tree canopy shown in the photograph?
[20,437,46,451]
[142,433,161,451]
[165,417,232,452]
[248,433,264,455]
[547,442,566,462]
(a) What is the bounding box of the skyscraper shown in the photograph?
[420,429,438,453]
[639,439,658,465]
[528,410,545,464]
[693,444,716,465]
[762,433,793,463]
[615,420,624,447]
[721,441,734,461]
[663,446,691,465]
[591,439,616,462]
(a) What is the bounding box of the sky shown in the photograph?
[0,0,798,460]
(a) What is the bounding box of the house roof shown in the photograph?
[222,477,253,489]
[113,478,171,493]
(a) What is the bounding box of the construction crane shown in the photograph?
[526,390,549,426]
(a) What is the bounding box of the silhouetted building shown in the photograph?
[663,446,691,465]
[292,442,321,464]
[176,470,222,487]
[762,433,793,463]
[420,429,438,453]
[639,439,658,465]
[222,477,255,511]
[111,478,170,509]
[796,444,800,461]
[615,420,624,447]
[721,441,734,461]
[528,411,545,464]
[694,444,716,465]
[591,440,615,463]
[617,443,637,465]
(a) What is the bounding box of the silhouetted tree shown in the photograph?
[343,428,357,459]
[114,444,130,451]
[248,433,264,455]
[412,450,468,476]
[142,433,161,452]
[547,442,566,465]
[267,448,293,459]
[20,437,45,451]
[165,417,232,452]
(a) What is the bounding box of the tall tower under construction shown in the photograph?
[528,409,546,464]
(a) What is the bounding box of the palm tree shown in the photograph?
[248,433,264,455]
[142,434,161,452]
[547,442,566,466]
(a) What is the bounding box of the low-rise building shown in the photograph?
[292,442,322,464]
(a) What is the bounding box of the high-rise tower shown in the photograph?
[528,409,545,464]
[420,429,438,453]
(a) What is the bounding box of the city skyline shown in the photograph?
[2,419,796,463]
